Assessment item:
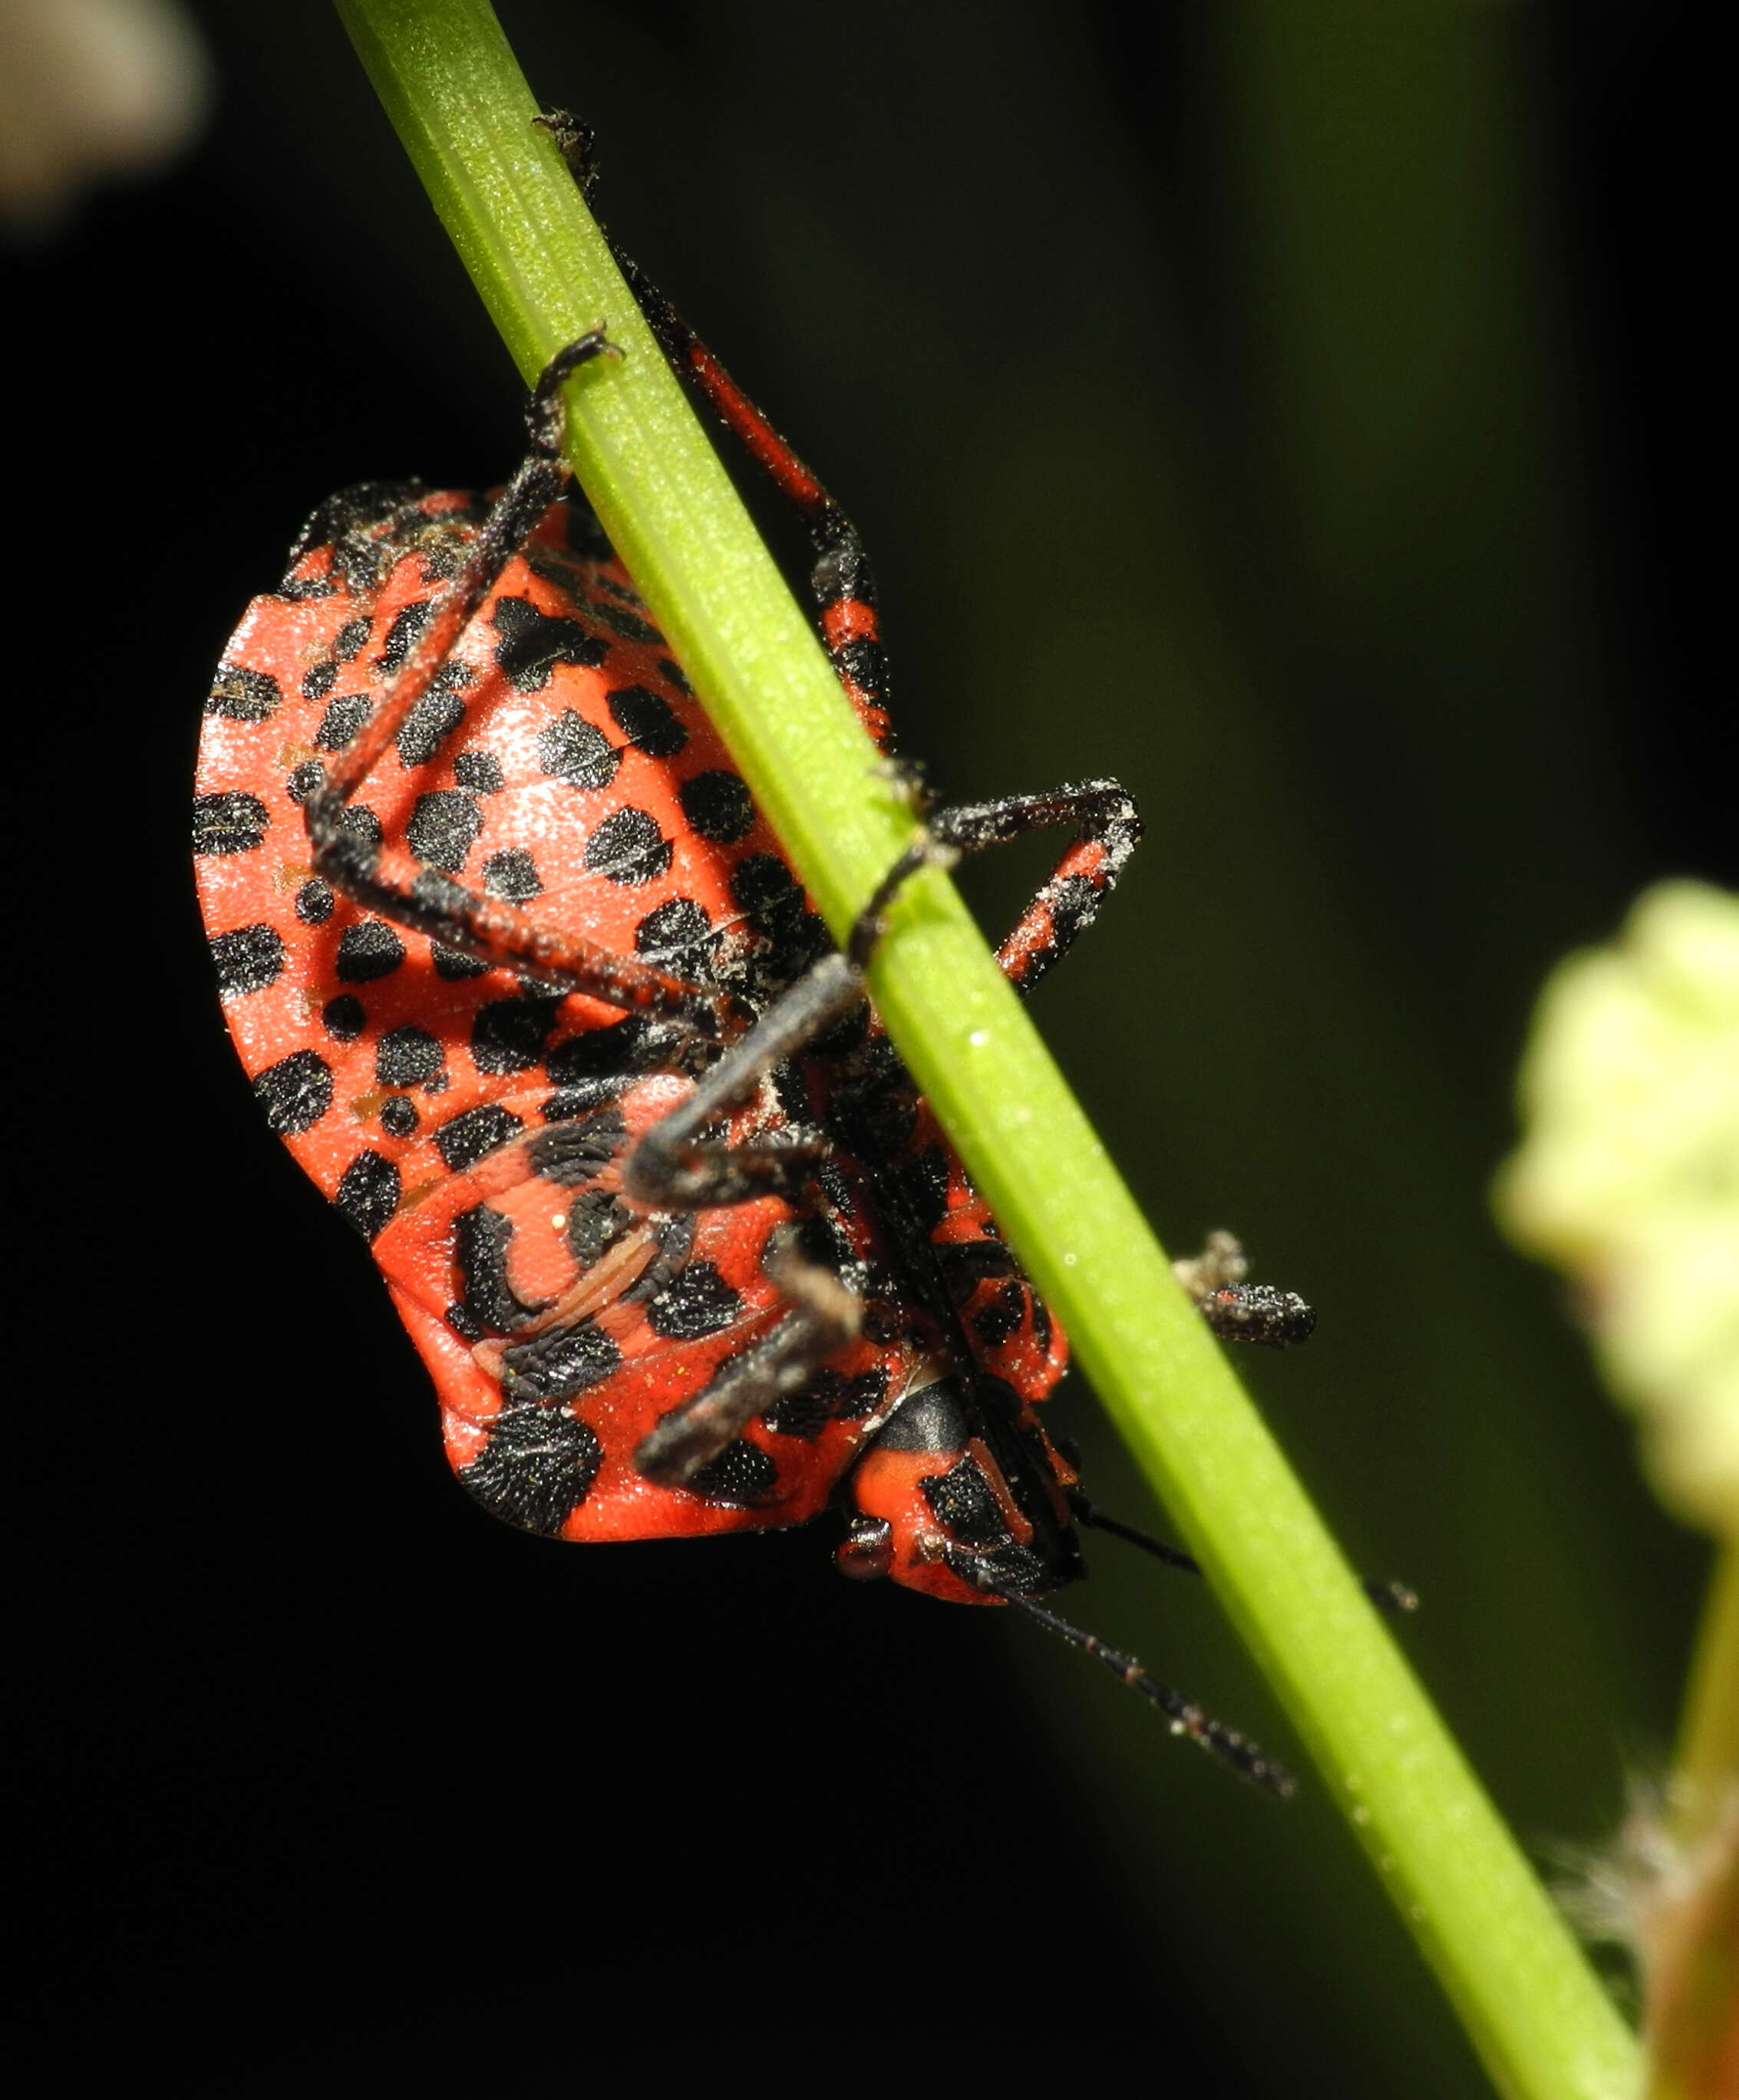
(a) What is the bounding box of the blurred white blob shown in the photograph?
[0,0,210,232]
[1496,882,1739,1538]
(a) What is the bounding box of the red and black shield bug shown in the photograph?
[193,133,1338,1792]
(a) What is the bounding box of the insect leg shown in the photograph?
[857,778,1143,997]
[301,331,727,1037]
[1171,1230,1315,1348]
[536,111,893,751]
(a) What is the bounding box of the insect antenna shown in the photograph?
[1067,1489,1418,1617]
[1007,1593,1296,1798]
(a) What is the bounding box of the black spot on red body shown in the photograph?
[380,1095,420,1138]
[207,665,281,721]
[585,807,672,885]
[537,709,619,791]
[378,599,433,673]
[396,682,467,767]
[192,791,268,856]
[406,790,482,872]
[375,1025,443,1087]
[317,693,371,751]
[921,1456,1014,1550]
[471,996,562,1076]
[335,1150,401,1240]
[321,995,365,1041]
[482,848,542,902]
[210,923,285,999]
[253,1051,333,1135]
[687,1439,777,1505]
[336,920,406,983]
[492,595,609,691]
[295,878,334,924]
[607,684,687,757]
[453,748,504,793]
[435,1103,523,1172]
[678,769,753,844]
[645,1261,744,1340]
[500,1318,623,1403]
[460,1404,604,1536]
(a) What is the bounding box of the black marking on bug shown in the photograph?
[471,996,563,1076]
[565,1187,635,1269]
[634,897,713,977]
[499,1318,623,1404]
[321,994,366,1042]
[687,1440,778,1506]
[206,665,282,721]
[377,599,433,674]
[763,1366,889,1441]
[192,791,269,857]
[375,1025,444,1088]
[454,748,504,793]
[295,878,335,925]
[454,1204,545,1333]
[972,1282,1028,1349]
[492,595,609,692]
[334,615,371,661]
[335,1150,401,1240]
[460,1404,605,1537]
[645,1260,744,1341]
[447,1301,484,1343]
[586,806,672,886]
[253,1050,333,1136]
[406,790,483,873]
[658,657,691,696]
[316,693,371,751]
[586,599,662,645]
[678,769,753,844]
[433,944,490,981]
[536,708,619,791]
[210,923,285,1000]
[526,1106,626,1186]
[482,847,543,903]
[908,1144,951,1228]
[921,1457,1015,1550]
[607,685,688,756]
[335,920,406,984]
[396,674,470,768]
[302,661,339,702]
[380,1095,420,1138]
[435,1103,524,1173]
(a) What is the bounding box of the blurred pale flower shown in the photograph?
[0,0,209,231]
[1496,880,1739,1537]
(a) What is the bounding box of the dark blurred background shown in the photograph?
[5,2,1723,2093]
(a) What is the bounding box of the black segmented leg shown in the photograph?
[634,1248,861,1484]
[537,110,893,752]
[1171,1230,1315,1349]
[861,778,1143,999]
[302,331,728,1040]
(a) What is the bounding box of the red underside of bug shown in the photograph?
[193,489,1081,1603]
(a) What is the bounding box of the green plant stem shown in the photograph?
[333,5,1640,2094]
[1671,1543,1739,1843]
